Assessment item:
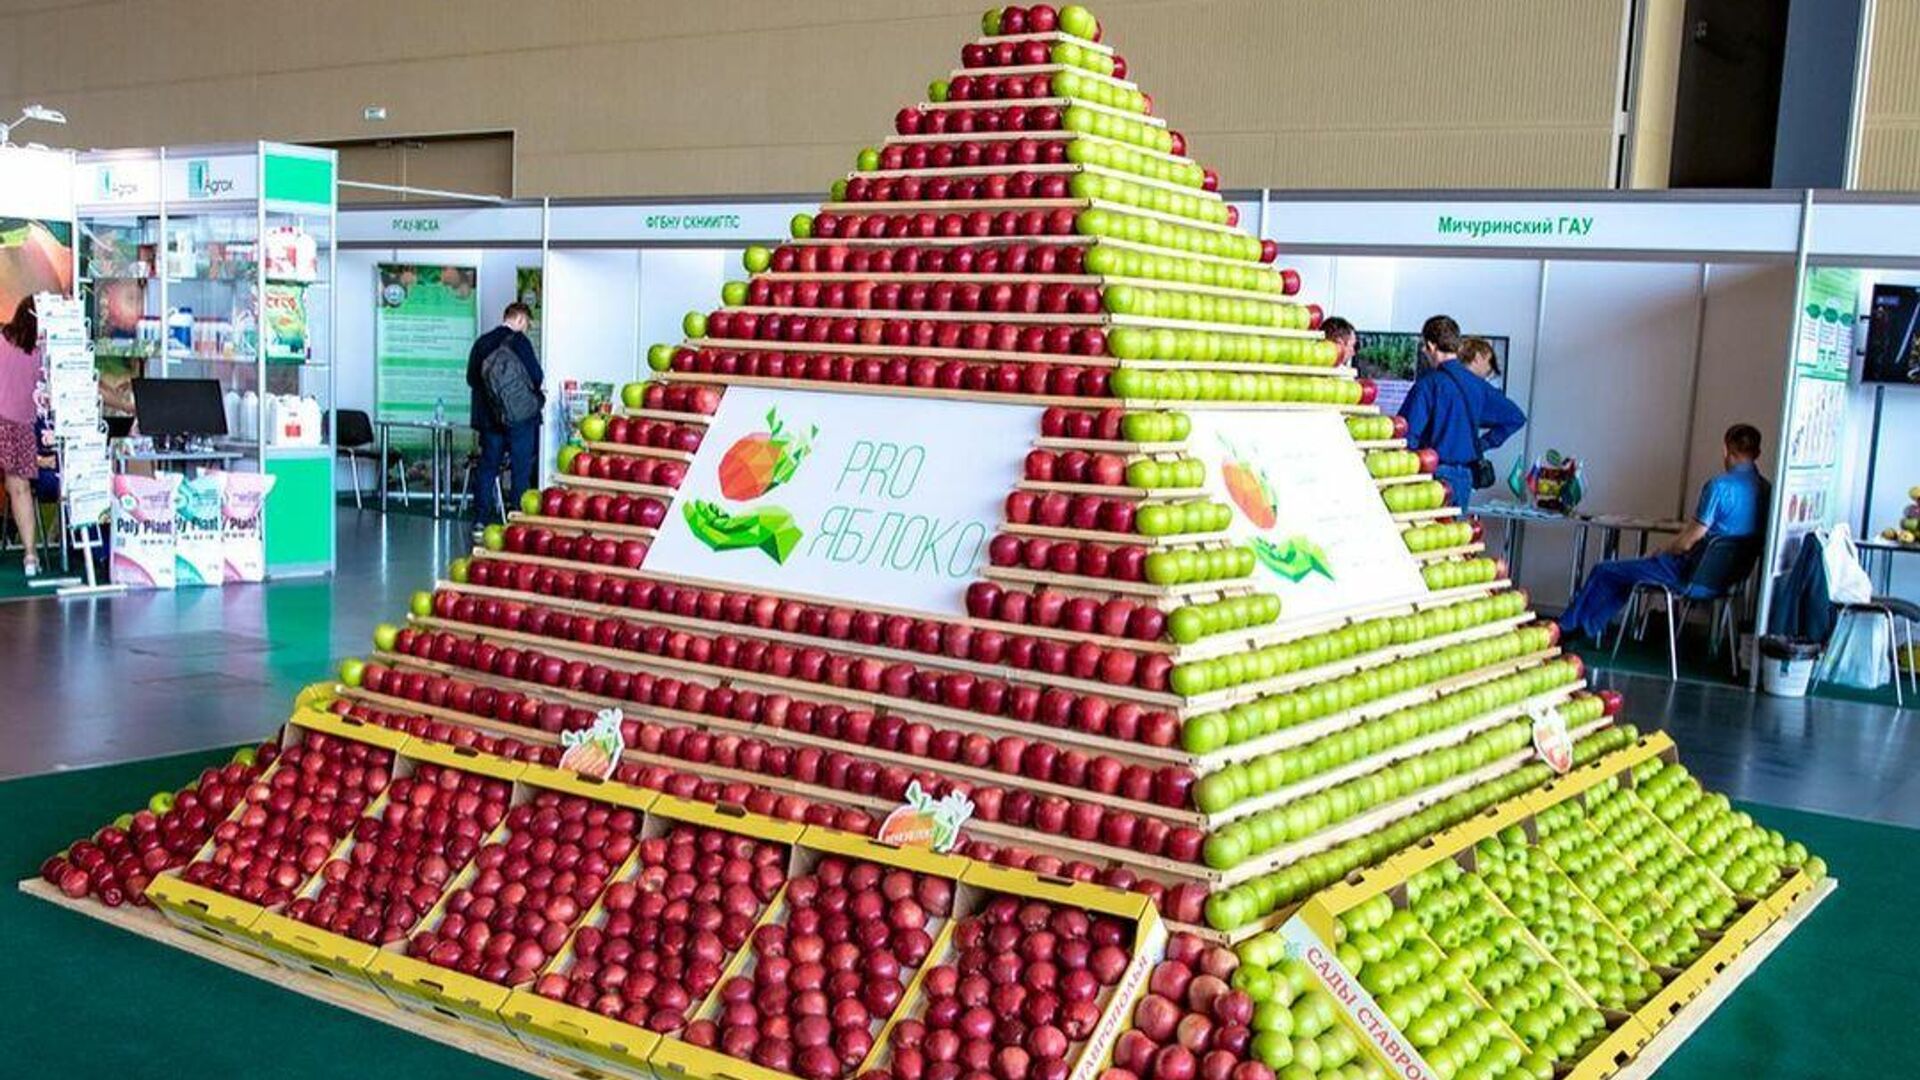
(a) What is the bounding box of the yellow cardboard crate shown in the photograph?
[1562,1015,1654,1080]
[144,871,280,964]
[365,944,524,1046]
[503,795,807,1078]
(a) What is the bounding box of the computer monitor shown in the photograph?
[131,378,228,439]
[1864,284,1920,385]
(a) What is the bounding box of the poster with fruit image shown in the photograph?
[0,218,74,317]
[1189,411,1429,624]
[646,387,1041,615]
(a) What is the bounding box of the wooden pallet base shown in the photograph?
[17,879,584,1080]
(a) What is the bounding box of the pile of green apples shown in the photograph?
[1364,450,1427,479]
[1405,862,1608,1076]
[1051,69,1150,115]
[1205,724,1636,930]
[1108,368,1363,404]
[1230,955,1385,1079]
[1102,283,1310,329]
[1181,592,1534,751]
[1404,522,1475,553]
[1138,499,1234,537]
[1107,329,1338,369]
[1072,173,1232,226]
[1533,798,1710,968]
[1201,709,1552,869]
[1584,779,1738,933]
[1475,832,1662,1011]
[1182,621,1559,750]
[1046,37,1124,79]
[1076,206,1265,260]
[1144,545,1257,586]
[1423,558,1499,590]
[1346,415,1401,442]
[1166,593,1283,644]
[1633,759,1825,898]
[1381,481,1451,514]
[1085,243,1290,294]
[1063,105,1176,154]
[1121,410,1192,443]
[1125,456,1207,488]
[1332,896,1532,1080]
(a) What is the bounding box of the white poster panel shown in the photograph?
[1188,410,1429,624]
[646,387,1042,616]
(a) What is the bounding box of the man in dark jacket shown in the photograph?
[1397,315,1527,512]
[467,302,544,530]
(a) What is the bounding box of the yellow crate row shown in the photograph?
[144,704,1167,1080]
[1275,731,1828,1080]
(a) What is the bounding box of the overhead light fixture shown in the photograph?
[364,106,389,122]
[0,103,68,146]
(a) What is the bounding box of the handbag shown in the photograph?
[1438,363,1497,489]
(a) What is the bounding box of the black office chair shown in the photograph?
[334,409,408,510]
[1611,535,1762,680]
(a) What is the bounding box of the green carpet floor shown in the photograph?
[2,746,1908,1079]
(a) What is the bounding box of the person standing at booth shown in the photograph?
[467,302,545,533]
[1322,316,1358,367]
[1559,424,1771,644]
[0,298,43,577]
[1397,316,1526,511]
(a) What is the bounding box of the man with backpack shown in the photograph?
[467,302,545,531]
[1397,315,1527,512]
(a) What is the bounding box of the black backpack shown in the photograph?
[480,338,542,427]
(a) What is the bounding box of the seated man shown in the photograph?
[1559,424,1770,643]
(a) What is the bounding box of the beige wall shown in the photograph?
[1859,0,1920,188]
[1,0,1632,198]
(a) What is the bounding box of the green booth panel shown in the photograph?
[265,451,335,574]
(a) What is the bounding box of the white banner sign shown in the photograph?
[1264,198,1802,256]
[646,387,1042,615]
[1188,411,1428,624]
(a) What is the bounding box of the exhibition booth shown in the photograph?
[0,142,340,585]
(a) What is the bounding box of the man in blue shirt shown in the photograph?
[1397,317,1527,511]
[467,302,544,530]
[1559,424,1771,642]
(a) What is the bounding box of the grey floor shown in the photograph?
[3,508,1915,831]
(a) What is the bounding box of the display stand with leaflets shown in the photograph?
[33,293,122,597]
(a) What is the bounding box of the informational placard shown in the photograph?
[646,387,1041,615]
[1774,267,1859,571]
[1272,917,1437,1080]
[35,295,112,527]
[1188,411,1429,625]
[375,264,477,446]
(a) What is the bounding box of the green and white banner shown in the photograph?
[375,264,478,446]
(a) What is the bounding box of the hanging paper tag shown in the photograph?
[877,781,973,852]
[1530,705,1573,775]
[559,708,626,781]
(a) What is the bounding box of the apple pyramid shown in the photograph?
[330,4,1823,943]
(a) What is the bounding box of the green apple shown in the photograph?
[339,657,366,688]
[410,590,434,618]
[981,6,1002,33]
[578,413,609,442]
[682,311,708,338]
[557,444,583,475]
[448,557,471,583]
[372,623,400,652]
[790,214,814,239]
[621,382,647,409]
[520,489,543,515]
[927,80,949,103]
[721,281,748,306]
[742,246,772,273]
[483,524,506,552]
[148,791,176,815]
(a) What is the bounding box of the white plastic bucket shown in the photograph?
[1760,654,1815,698]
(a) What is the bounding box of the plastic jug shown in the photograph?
[223,390,242,435]
[295,396,322,445]
[238,391,260,441]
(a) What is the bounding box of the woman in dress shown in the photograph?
[0,297,45,575]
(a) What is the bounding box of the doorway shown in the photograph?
[320,132,515,202]
[1668,0,1790,187]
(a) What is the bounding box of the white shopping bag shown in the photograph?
[1821,524,1874,605]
